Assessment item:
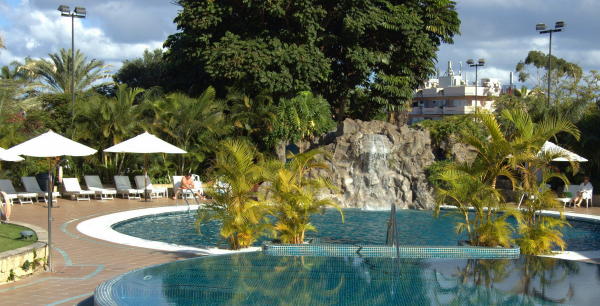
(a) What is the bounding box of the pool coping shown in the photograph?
[75,205,261,256]
[439,205,600,261]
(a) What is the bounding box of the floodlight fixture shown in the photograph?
[74,7,86,18]
[536,23,546,31]
[57,4,87,136]
[536,21,565,105]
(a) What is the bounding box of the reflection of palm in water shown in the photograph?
[160,254,432,305]
[430,257,580,305]
[152,254,594,305]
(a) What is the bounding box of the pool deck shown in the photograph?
[2,199,600,305]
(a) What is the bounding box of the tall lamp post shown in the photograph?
[466,58,485,109]
[57,5,86,131]
[536,21,565,105]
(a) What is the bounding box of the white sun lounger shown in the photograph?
[172,175,204,199]
[21,176,60,204]
[114,176,143,199]
[0,179,37,204]
[134,175,167,199]
[84,175,117,200]
[62,178,95,201]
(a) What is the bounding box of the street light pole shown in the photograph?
[536,21,565,105]
[58,5,86,133]
[466,58,485,110]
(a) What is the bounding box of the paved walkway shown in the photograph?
[1,199,600,305]
[0,198,192,305]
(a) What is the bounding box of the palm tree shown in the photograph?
[196,139,271,250]
[500,109,580,254]
[434,162,515,247]
[148,87,229,174]
[21,48,110,94]
[226,89,277,148]
[435,109,580,251]
[266,149,343,244]
[75,84,145,174]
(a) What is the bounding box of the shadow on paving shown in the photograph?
[77,296,94,306]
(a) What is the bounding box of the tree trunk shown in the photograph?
[336,98,347,122]
[276,140,287,163]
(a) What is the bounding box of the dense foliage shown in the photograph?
[164,0,460,121]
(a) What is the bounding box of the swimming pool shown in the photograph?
[113,208,600,251]
[95,252,600,305]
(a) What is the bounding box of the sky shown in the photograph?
[1,0,599,87]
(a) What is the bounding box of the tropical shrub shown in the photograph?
[433,163,515,247]
[196,139,271,250]
[266,149,342,244]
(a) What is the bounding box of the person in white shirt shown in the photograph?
[573,176,593,207]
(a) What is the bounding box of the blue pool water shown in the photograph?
[113,209,600,251]
[96,253,600,305]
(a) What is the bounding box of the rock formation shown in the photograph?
[302,119,436,210]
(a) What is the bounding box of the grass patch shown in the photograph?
[0,223,38,253]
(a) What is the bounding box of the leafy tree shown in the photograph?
[164,0,460,121]
[267,91,335,147]
[197,139,271,250]
[22,49,111,95]
[516,50,582,85]
[114,49,171,90]
[415,115,486,159]
[266,149,342,244]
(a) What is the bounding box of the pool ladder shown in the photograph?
[386,203,401,258]
[178,188,201,211]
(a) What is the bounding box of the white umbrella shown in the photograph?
[539,141,588,162]
[104,132,186,201]
[104,132,186,154]
[5,130,97,271]
[0,147,24,162]
[5,130,97,157]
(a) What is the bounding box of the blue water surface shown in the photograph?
[113,209,600,251]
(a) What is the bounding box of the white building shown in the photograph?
[409,61,501,124]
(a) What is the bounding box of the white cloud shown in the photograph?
[0,0,175,70]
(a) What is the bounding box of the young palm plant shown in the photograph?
[196,139,271,250]
[434,163,515,247]
[266,149,343,244]
[502,109,580,254]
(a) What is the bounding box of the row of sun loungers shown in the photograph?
[0,175,171,203]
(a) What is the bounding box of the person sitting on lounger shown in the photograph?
[572,176,593,207]
[0,191,13,223]
[172,174,204,200]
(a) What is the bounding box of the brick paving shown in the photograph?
[0,198,193,305]
[2,199,600,305]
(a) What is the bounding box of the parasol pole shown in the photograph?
[46,157,57,272]
[144,153,150,202]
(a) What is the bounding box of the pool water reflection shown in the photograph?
[96,253,600,305]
